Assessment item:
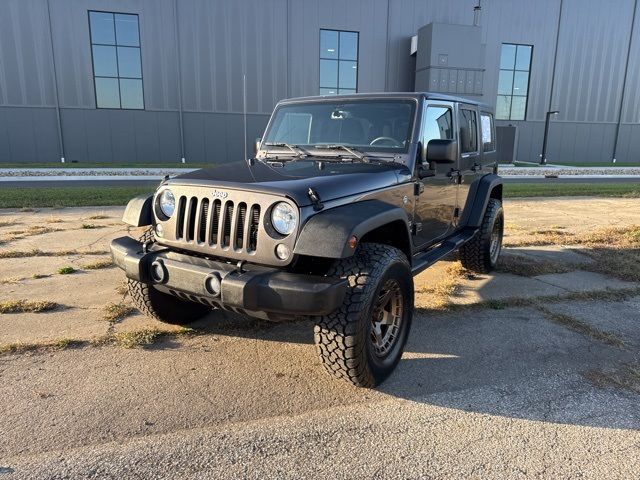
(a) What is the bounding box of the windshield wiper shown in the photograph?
[262,142,307,159]
[313,144,369,162]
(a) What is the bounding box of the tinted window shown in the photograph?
[264,100,415,153]
[459,109,478,154]
[481,113,496,152]
[319,29,359,94]
[89,11,144,110]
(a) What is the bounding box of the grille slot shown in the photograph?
[186,197,198,241]
[176,196,187,239]
[209,199,221,245]
[198,199,209,244]
[222,201,234,248]
[248,205,260,253]
[235,203,247,249]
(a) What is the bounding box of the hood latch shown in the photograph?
[308,187,324,211]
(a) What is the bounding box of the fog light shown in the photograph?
[275,243,290,260]
[150,260,166,283]
[204,273,221,296]
[155,223,164,237]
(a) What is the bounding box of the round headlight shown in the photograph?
[159,189,175,218]
[271,202,298,235]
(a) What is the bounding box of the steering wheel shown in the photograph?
[369,136,403,147]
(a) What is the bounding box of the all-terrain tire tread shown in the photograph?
[314,243,411,388]
[459,198,502,274]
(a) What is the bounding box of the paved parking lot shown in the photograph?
[0,198,639,478]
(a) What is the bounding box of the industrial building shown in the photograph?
[1,0,639,165]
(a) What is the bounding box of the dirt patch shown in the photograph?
[496,255,574,277]
[539,307,625,348]
[0,249,109,259]
[585,363,640,394]
[414,261,468,310]
[103,302,137,322]
[83,259,114,270]
[0,299,59,314]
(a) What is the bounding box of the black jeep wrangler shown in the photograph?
[111,93,503,387]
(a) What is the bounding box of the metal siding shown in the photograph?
[0,0,56,107]
[178,0,288,114]
[621,2,640,123]
[551,0,635,123]
[616,124,640,162]
[0,107,59,162]
[184,112,269,164]
[288,0,388,97]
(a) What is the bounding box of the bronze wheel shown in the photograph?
[370,279,404,357]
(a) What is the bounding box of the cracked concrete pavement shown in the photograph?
[0,197,639,479]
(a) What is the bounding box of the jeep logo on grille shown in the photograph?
[212,190,228,199]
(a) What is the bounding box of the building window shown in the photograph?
[319,29,358,95]
[496,44,532,120]
[89,11,144,109]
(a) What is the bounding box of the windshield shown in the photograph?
[263,99,416,153]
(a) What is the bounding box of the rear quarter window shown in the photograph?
[481,113,496,152]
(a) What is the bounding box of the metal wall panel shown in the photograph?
[0,107,59,162]
[621,2,640,124]
[60,109,180,163]
[183,112,269,164]
[0,0,56,107]
[287,0,389,97]
[178,0,288,114]
[616,124,640,162]
[551,0,635,123]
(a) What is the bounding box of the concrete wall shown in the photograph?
[1,0,639,164]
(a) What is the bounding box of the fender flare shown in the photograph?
[122,194,153,227]
[461,174,503,228]
[293,200,411,259]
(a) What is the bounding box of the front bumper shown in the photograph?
[110,236,346,319]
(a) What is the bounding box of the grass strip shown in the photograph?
[0,186,153,208]
[504,182,640,198]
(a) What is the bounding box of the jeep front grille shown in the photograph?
[175,196,261,254]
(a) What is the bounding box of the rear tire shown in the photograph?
[127,228,211,325]
[459,198,504,274]
[313,243,414,387]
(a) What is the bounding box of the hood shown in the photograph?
[168,159,412,206]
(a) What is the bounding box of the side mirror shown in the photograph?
[426,139,457,164]
[254,137,262,155]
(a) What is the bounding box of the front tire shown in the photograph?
[459,198,504,273]
[314,243,414,387]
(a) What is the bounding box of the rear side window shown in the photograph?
[458,108,478,154]
[481,113,496,152]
